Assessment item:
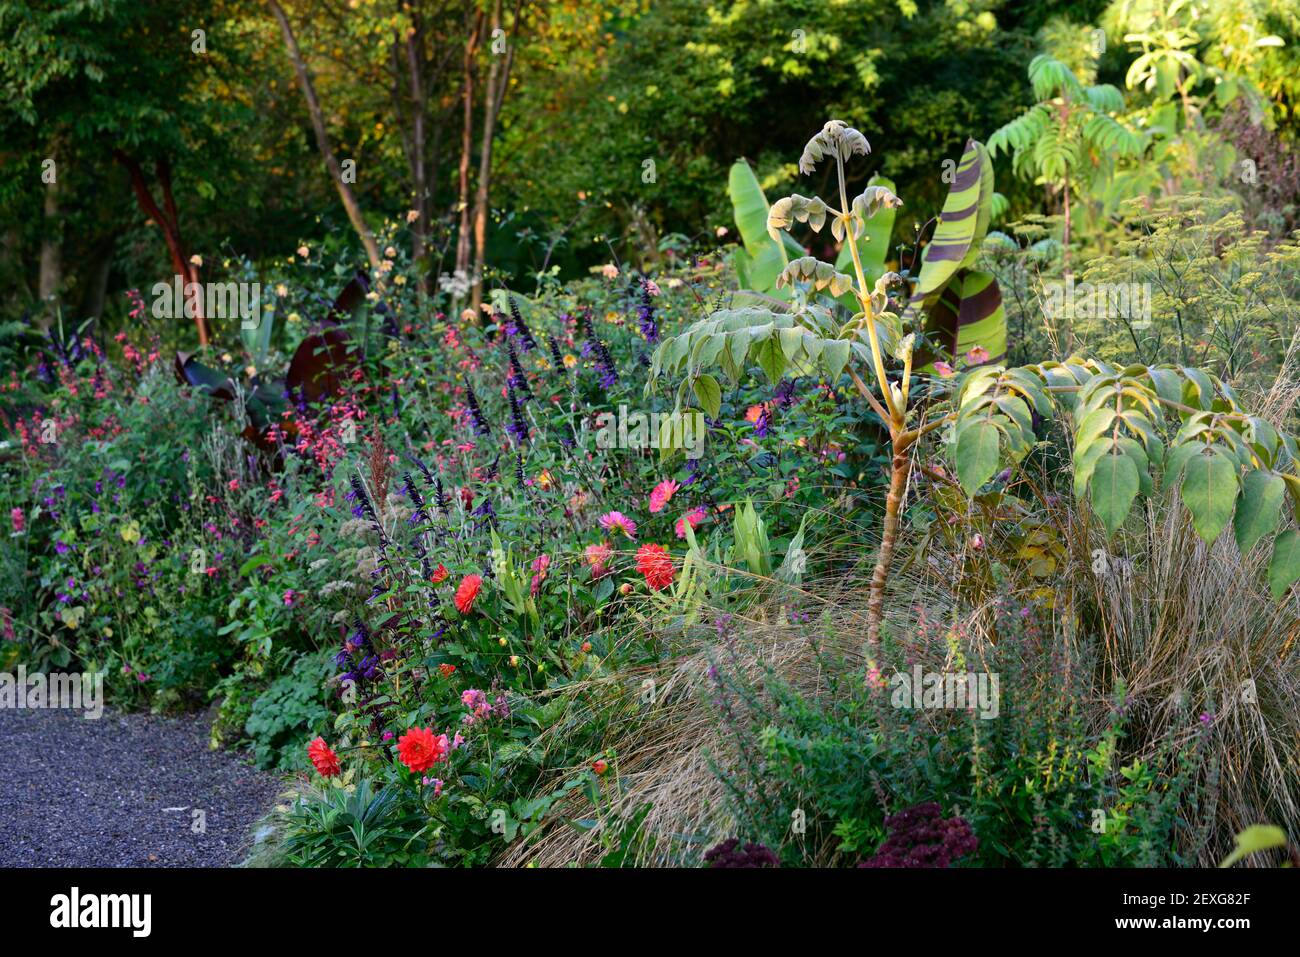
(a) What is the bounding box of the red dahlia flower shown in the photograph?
[430,563,449,584]
[307,737,341,778]
[397,726,450,773]
[635,544,675,591]
[454,573,482,613]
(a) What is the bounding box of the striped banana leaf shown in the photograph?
[904,139,1006,370]
[914,270,1007,367]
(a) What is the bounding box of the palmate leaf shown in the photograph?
[776,256,854,297]
[948,361,1300,582]
[650,303,880,391]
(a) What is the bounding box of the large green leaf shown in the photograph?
[1234,469,1285,556]
[692,374,721,420]
[955,419,1000,496]
[918,269,1007,369]
[239,295,274,364]
[903,139,994,321]
[1270,530,1300,600]
[728,160,799,295]
[1181,449,1238,544]
[1219,825,1289,868]
[1091,450,1140,537]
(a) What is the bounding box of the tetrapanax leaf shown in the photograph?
[693,374,721,420]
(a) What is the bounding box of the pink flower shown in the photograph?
[9,508,23,534]
[461,688,490,724]
[422,777,444,796]
[648,479,680,514]
[585,542,613,578]
[598,510,637,540]
[530,553,551,597]
[282,589,296,607]
[964,346,990,366]
[933,361,955,378]
[674,507,707,539]
[636,544,675,591]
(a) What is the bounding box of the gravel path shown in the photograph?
[0,706,283,867]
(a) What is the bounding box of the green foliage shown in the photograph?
[726,159,800,296]
[948,355,1300,593]
[281,779,435,868]
[709,609,1210,867]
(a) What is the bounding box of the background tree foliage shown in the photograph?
[0,0,1295,335]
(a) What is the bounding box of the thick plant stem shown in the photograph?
[867,432,912,647]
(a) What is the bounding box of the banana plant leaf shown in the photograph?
[903,139,1006,370]
[728,159,802,297]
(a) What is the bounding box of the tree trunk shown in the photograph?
[268,0,383,272]
[1061,174,1072,277]
[470,0,521,311]
[405,21,428,281]
[38,151,62,309]
[454,12,481,287]
[79,233,117,322]
[866,432,913,647]
[113,150,210,346]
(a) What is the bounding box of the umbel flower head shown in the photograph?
[703,838,779,868]
[859,803,978,868]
